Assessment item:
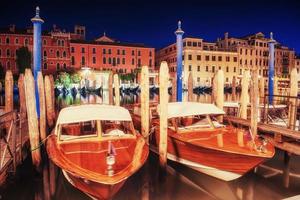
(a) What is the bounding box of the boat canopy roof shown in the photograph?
[56,104,132,124]
[159,102,225,119]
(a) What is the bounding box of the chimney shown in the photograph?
[9,24,16,33]
[224,32,229,49]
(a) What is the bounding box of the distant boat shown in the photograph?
[47,104,149,199]
[130,102,275,181]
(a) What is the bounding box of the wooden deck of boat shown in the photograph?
[0,111,29,185]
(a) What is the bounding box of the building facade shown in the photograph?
[0,24,154,75]
[156,32,296,86]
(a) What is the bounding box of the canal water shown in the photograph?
[1,92,300,200]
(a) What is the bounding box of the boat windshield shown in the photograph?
[58,120,136,142]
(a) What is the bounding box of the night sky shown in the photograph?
[1,0,300,54]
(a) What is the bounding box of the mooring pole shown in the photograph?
[141,66,150,138]
[268,32,276,104]
[31,7,44,117]
[188,72,193,102]
[113,74,120,106]
[240,70,250,119]
[175,21,184,102]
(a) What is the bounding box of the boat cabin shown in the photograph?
[54,104,137,144]
[160,102,226,133]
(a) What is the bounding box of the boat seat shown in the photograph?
[105,129,125,137]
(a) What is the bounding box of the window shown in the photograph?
[81,48,85,53]
[112,58,116,66]
[93,57,96,64]
[15,38,19,44]
[245,49,248,55]
[192,42,197,47]
[6,49,10,57]
[149,51,152,57]
[149,59,152,67]
[56,63,60,70]
[240,49,242,54]
[71,47,75,53]
[117,58,120,64]
[187,41,192,46]
[233,67,236,73]
[206,66,208,72]
[108,49,111,54]
[61,40,65,47]
[183,42,186,47]
[138,59,141,66]
[24,38,29,46]
[6,37,9,44]
[197,77,200,82]
[117,49,120,55]
[93,48,96,54]
[132,50,135,56]
[63,63,67,69]
[233,57,237,62]
[240,59,242,65]
[189,65,192,71]
[212,56,216,61]
[63,51,66,58]
[226,66,229,72]
[43,51,47,57]
[108,57,111,64]
[122,50,125,55]
[122,58,126,64]
[197,66,200,71]
[212,66,215,73]
[103,49,106,54]
[138,51,141,56]
[81,56,85,65]
[132,58,135,65]
[43,63,47,70]
[218,56,222,61]
[57,40,61,46]
[71,56,75,65]
[240,69,242,75]
[43,39,47,45]
[56,51,60,58]
[197,55,201,61]
[226,77,229,82]
[7,61,10,69]
[198,42,201,47]
[188,54,192,60]
[226,56,230,62]
[205,55,209,61]
[103,57,106,64]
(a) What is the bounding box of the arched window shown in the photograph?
[57,40,61,46]
[6,37,10,44]
[43,63,47,70]
[6,49,10,57]
[56,51,60,58]
[71,56,75,65]
[44,50,47,57]
[103,57,106,64]
[24,38,29,46]
[81,56,85,65]
[108,57,111,64]
[43,39,47,45]
[61,40,65,47]
[15,38,19,44]
[93,57,96,64]
[63,63,66,69]
[7,61,10,69]
[63,51,66,57]
[56,63,60,70]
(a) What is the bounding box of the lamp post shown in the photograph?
[175,21,184,102]
[31,6,44,117]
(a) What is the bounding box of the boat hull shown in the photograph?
[62,170,125,200]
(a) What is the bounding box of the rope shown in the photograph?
[30,137,48,152]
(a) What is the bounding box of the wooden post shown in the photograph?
[216,70,224,122]
[37,72,46,140]
[45,76,55,128]
[141,66,149,138]
[188,72,193,102]
[288,68,298,130]
[113,74,120,106]
[212,74,217,104]
[259,77,265,104]
[283,151,291,188]
[108,72,114,105]
[49,75,55,119]
[18,74,27,117]
[24,69,41,168]
[5,70,13,113]
[240,70,250,119]
[159,62,169,170]
[232,76,236,102]
[171,77,177,102]
[250,68,258,139]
